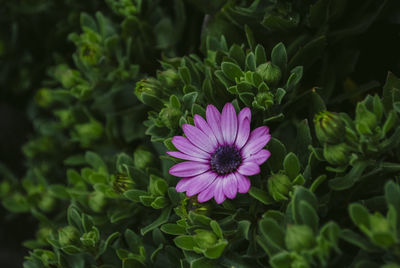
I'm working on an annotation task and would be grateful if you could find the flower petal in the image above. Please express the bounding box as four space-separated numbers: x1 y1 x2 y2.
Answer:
198 181 217 203
237 162 260 176
213 178 226 204
186 171 218 197
169 161 210 177
243 149 271 165
235 172 251 193
221 103 238 145
235 118 250 149
167 151 208 163
182 124 216 153
193 115 218 148
223 173 238 199
238 107 251 122
176 178 192 192
241 126 271 158
172 136 210 159
206 105 224 145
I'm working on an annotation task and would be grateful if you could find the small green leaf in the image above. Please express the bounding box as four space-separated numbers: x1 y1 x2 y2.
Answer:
174 235 196 250
283 152 300 180
259 218 285 251
161 224 186 235
203 240 228 259
142 93 164 110
299 200 319 232
271 42 287 74
140 206 172 235
85 151 108 174
349 203 370 229
249 187 273 205
210 220 223 239
255 44 267 66
178 67 192 85
124 190 148 202
221 62 243 81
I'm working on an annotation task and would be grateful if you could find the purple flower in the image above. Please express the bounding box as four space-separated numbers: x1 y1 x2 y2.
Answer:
168 103 271 204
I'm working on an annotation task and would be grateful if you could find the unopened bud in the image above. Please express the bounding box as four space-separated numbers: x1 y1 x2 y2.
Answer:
323 143 349 166
256 62 282 86
268 174 292 201
314 111 345 144
285 225 315 251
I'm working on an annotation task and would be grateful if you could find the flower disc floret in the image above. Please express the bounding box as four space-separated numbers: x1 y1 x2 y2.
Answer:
168 103 271 204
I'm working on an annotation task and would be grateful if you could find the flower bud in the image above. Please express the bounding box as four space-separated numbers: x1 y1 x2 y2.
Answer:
79 41 103 66
253 92 274 110
159 106 182 129
80 227 100 248
35 249 56 266
134 146 155 170
323 143 349 166
355 102 378 135
369 212 395 248
135 78 162 101
158 69 180 89
58 226 81 247
314 111 345 144
35 88 54 107
285 225 315 252
73 119 103 147
88 191 106 213
54 109 75 127
268 174 292 201
194 230 217 249
113 173 133 193
37 227 53 245
256 62 282 86
38 194 56 212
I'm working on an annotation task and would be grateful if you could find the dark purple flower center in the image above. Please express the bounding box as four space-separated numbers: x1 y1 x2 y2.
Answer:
210 145 242 175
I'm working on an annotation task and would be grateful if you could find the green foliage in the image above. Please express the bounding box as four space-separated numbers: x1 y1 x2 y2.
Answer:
2 0 400 267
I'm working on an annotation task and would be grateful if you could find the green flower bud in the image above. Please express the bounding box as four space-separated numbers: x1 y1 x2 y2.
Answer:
53 64 82 89
38 194 56 212
113 173 134 193
323 143 349 166
314 111 345 144
80 227 100 248
290 253 310 268
135 78 162 101
134 146 155 170
268 174 292 201
58 226 81 247
158 69 180 88
369 212 391 234
37 227 53 245
285 225 315 252
194 230 217 249
72 119 103 147
159 106 182 129
256 62 282 86
253 92 274 110
34 249 56 266
35 88 54 107
54 109 75 127
88 191 106 213
368 212 396 248
79 40 103 66
355 102 378 135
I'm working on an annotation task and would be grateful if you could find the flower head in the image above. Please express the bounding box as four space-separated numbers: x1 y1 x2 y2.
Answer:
168 103 271 204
